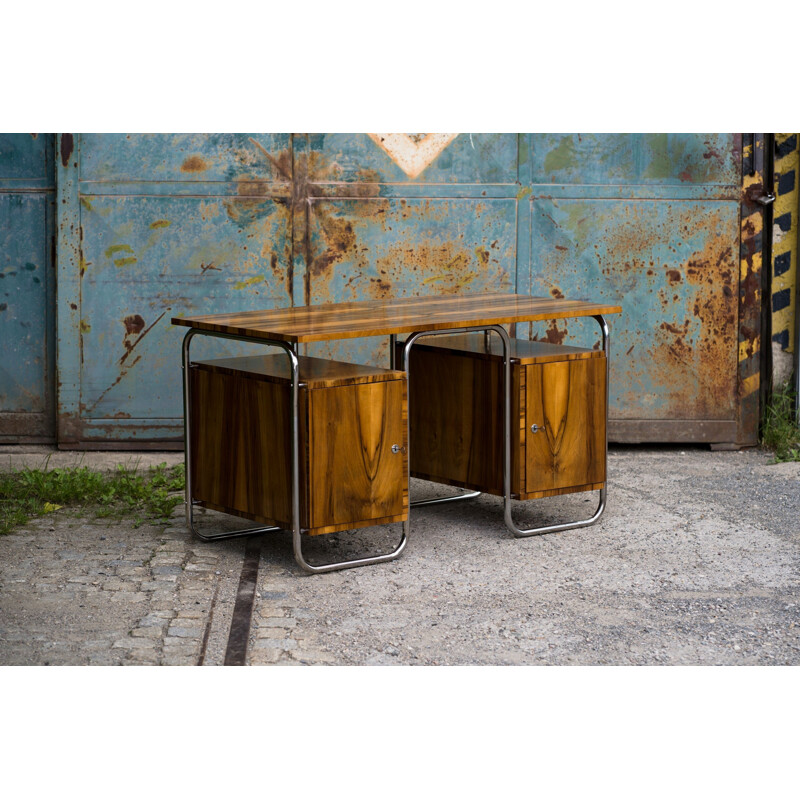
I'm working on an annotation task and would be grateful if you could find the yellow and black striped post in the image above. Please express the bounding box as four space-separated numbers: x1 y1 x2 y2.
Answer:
771 133 798 386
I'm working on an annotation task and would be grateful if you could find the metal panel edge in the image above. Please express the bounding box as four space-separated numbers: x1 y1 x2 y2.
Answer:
737 133 765 447
55 134 82 446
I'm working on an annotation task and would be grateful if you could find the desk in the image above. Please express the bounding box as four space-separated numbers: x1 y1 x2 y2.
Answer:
173 293 621 573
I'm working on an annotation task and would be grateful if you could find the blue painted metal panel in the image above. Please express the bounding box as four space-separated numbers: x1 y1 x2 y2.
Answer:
306 197 517 366
0 195 49 411
57 134 293 444
46 132 749 445
531 133 739 187
79 195 291 420
0 134 54 441
525 133 744 440
529 198 740 420
0 134 50 182
80 133 292 183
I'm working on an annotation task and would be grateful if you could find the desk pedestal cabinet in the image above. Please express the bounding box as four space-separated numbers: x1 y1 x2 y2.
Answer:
400 334 606 499
189 355 408 535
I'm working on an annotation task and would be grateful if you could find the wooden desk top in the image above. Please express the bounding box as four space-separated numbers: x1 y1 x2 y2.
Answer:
172 293 622 344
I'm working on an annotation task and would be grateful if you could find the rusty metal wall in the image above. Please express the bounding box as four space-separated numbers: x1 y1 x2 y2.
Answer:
48 133 758 447
0 134 56 442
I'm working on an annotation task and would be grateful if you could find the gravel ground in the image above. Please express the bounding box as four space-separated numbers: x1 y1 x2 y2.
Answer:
1 445 798 666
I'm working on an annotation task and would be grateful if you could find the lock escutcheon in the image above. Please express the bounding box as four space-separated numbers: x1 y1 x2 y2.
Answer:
391 444 404 454
530 424 544 434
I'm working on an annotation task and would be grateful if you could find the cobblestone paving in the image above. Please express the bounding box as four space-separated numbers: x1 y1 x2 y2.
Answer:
0 506 244 666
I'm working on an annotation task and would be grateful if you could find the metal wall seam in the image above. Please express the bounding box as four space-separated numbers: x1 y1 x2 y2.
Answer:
55 134 82 446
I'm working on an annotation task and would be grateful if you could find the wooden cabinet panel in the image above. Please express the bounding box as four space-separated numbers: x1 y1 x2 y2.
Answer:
190 366 294 525
190 355 407 535
402 335 606 500
403 340 518 495
308 380 407 529
524 357 606 496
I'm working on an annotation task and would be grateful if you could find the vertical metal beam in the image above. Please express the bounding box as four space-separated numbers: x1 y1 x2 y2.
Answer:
738 133 768 446
55 134 82 446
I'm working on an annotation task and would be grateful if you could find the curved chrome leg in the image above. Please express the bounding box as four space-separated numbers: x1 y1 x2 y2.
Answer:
402 326 515 530
503 315 610 537
182 329 282 541
183 328 407 572
398 331 482 509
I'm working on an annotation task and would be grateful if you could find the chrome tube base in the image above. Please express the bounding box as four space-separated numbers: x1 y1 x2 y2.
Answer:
504 487 607 538
500 314 610 539
411 489 481 508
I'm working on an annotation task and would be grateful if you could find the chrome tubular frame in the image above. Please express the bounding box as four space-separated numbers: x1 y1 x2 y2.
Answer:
182 328 406 574
502 314 610 537
399 329 486 511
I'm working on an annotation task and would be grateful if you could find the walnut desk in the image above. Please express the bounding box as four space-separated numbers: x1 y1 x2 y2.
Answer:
172 293 622 574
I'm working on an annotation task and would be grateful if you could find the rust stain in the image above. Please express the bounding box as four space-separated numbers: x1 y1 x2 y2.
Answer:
310 217 358 279
60 134 74 168
549 287 565 299
87 355 142 413
661 320 689 335
181 155 210 173
199 262 221 275
248 137 291 181
119 311 165 365
667 269 682 284
123 314 145 335
593 203 739 418
57 413 83 443
533 320 567 346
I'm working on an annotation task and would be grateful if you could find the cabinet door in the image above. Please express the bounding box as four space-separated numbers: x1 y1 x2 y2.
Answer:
525 357 606 495
307 379 407 531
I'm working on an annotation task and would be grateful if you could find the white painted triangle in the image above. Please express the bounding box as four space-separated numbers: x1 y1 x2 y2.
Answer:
367 133 458 178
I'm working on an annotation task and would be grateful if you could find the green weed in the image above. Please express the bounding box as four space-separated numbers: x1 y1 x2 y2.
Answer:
761 381 800 463
0 460 185 535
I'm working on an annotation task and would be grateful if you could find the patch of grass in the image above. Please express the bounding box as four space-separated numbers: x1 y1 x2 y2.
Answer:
761 381 800 463
0 460 185 535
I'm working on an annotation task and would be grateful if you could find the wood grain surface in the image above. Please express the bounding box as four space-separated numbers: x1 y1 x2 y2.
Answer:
190 359 408 535
402 340 518 496
307 379 407 532
525 357 606 495
190 364 296 527
402 338 606 499
193 354 404 389
407 333 602 364
173 293 621 343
